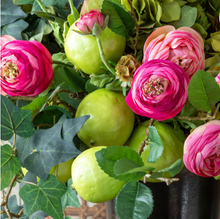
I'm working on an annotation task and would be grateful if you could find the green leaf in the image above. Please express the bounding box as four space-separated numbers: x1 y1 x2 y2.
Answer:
20 210 49 219
1 144 21 175
32 0 68 11
115 182 154 219
1 95 34 141
85 79 99 93
61 178 81 210
20 171 37 189
52 52 72 64
114 158 155 175
1 170 16 190
19 175 67 219
172 5 197 28
188 70 220 112
160 1 181 22
150 159 183 179
58 92 82 109
95 146 145 182
1 195 23 219
53 65 86 92
23 116 88 180
1 0 27 25
90 73 115 88
147 126 164 163
21 97 47 114
14 0 35 4
1 19 29 40
101 0 135 38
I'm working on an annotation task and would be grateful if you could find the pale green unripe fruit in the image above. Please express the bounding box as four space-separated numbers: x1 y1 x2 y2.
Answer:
75 88 135 147
71 146 125 203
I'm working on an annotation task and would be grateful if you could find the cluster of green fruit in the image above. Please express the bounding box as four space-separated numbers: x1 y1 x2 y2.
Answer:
71 88 184 203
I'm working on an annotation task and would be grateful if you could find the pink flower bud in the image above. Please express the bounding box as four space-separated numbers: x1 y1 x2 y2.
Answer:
183 120 220 177
125 59 189 121
0 39 53 96
143 26 205 80
75 10 105 34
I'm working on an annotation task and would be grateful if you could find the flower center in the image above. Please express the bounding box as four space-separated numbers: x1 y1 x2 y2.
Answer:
0 56 20 83
142 78 165 96
171 55 192 70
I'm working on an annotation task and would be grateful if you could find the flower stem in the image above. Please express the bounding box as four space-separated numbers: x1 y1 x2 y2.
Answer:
36 0 48 13
96 36 116 75
68 0 75 15
138 118 154 155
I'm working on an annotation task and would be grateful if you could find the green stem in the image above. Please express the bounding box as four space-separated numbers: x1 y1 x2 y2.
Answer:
68 0 75 15
96 36 116 75
16 179 38 186
52 60 74 68
36 0 48 13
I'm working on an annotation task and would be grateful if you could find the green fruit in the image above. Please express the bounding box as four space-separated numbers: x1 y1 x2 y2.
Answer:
71 146 125 203
64 23 126 75
75 88 135 147
22 158 74 184
50 158 74 184
127 120 184 182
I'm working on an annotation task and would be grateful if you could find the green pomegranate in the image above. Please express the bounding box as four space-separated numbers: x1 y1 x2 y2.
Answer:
75 88 135 147
127 120 185 182
71 146 125 203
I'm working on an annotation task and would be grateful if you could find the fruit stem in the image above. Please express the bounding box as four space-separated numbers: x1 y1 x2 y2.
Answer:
138 118 154 155
96 36 116 76
144 174 179 186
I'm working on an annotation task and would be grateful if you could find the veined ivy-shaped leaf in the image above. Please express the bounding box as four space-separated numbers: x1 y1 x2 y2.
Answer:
22 115 89 180
0 95 34 140
19 175 67 219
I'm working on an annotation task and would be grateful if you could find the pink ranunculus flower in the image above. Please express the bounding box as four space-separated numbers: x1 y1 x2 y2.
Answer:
0 35 16 48
143 25 205 80
0 39 53 96
183 120 220 177
125 59 189 121
75 10 105 34
215 73 220 85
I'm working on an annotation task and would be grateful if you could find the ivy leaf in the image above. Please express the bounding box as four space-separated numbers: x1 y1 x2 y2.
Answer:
1 18 29 40
147 126 164 163
1 95 34 141
1 144 21 175
95 146 145 182
101 0 135 38
61 178 81 210
23 116 88 180
172 5 197 28
150 159 183 179
1 0 27 26
32 0 68 11
1 170 16 190
15 135 35 166
1 195 23 219
19 175 67 219
188 70 220 112
115 182 154 219
114 158 155 175
20 210 49 219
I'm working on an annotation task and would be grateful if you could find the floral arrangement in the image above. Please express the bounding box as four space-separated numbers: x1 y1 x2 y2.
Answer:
1 0 220 219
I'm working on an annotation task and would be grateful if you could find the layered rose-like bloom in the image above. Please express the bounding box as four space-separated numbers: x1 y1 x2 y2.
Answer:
183 120 220 177
75 10 105 34
0 35 16 48
0 39 53 96
215 73 220 86
125 59 189 121
143 25 205 80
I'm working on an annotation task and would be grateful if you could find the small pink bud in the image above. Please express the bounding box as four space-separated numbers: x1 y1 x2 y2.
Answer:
75 10 105 34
